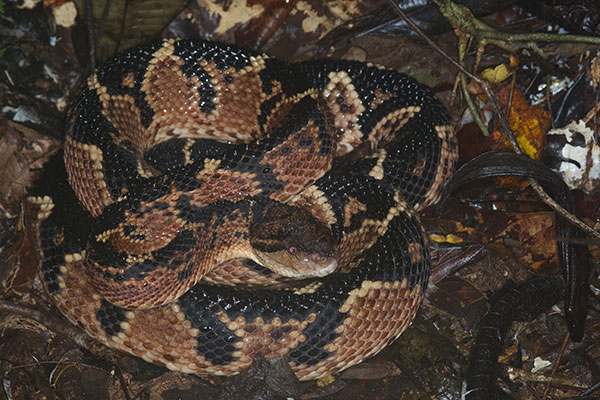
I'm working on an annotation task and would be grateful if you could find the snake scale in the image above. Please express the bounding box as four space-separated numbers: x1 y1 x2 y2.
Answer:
30 38 457 380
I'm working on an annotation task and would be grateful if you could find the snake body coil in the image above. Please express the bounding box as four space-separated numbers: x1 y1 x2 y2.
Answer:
32 38 457 380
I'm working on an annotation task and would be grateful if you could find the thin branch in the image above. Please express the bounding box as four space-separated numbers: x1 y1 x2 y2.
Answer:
541 331 570 400
435 0 600 48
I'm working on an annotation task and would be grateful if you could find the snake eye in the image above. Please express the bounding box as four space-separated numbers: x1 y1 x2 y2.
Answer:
288 246 297 255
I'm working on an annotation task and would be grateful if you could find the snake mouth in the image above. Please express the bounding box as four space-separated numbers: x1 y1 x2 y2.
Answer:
297 253 338 277
253 248 338 278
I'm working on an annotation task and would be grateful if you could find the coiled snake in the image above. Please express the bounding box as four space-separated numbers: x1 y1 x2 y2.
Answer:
31 38 457 380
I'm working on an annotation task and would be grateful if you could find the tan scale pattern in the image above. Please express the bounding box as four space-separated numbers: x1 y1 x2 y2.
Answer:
369 88 394 110
53 258 217 374
368 148 387 180
66 72 154 215
89 204 261 309
296 279 423 380
288 184 337 227
342 196 367 227
193 121 335 205
291 281 324 295
121 72 136 88
192 169 261 205
88 75 148 154
261 120 333 197
322 71 366 156
89 253 198 309
55 255 360 379
53 258 106 341
87 101 338 306
203 261 335 289
203 259 291 287
54 254 423 379
187 119 335 208
182 139 196 166
217 312 315 363
95 200 185 255
337 192 407 269
367 106 421 145
415 125 457 211
261 88 319 136
142 40 268 145
410 152 427 177
63 136 112 217
407 242 423 264
28 195 54 221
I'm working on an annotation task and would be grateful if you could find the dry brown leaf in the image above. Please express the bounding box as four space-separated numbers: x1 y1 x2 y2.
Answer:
490 83 551 161
0 121 60 217
500 212 560 273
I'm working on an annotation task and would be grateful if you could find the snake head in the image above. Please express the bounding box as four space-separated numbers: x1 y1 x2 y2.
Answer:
250 200 337 278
